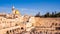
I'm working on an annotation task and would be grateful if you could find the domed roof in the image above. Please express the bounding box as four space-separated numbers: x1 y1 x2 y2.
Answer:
15 10 20 15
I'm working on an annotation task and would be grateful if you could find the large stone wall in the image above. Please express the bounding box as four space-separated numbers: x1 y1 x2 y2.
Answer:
31 17 60 27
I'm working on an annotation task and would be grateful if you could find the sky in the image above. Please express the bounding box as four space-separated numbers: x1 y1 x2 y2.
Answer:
0 0 60 16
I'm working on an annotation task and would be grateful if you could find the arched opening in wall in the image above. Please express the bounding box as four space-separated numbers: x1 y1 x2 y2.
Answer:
26 20 29 22
6 31 9 34
12 30 14 33
21 27 24 30
51 23 55 27
10 30 11 33
52 23 54 25
55 23 57 26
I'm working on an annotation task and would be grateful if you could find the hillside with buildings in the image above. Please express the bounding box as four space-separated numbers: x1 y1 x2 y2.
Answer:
0 6 60 34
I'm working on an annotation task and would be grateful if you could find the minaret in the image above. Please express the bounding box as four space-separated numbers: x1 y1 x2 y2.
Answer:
12 6 21 18
12 6 15 14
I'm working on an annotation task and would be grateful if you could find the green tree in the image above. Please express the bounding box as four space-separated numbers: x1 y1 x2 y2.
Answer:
56 12 60 17
44 12 50 17
51 12 55 17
